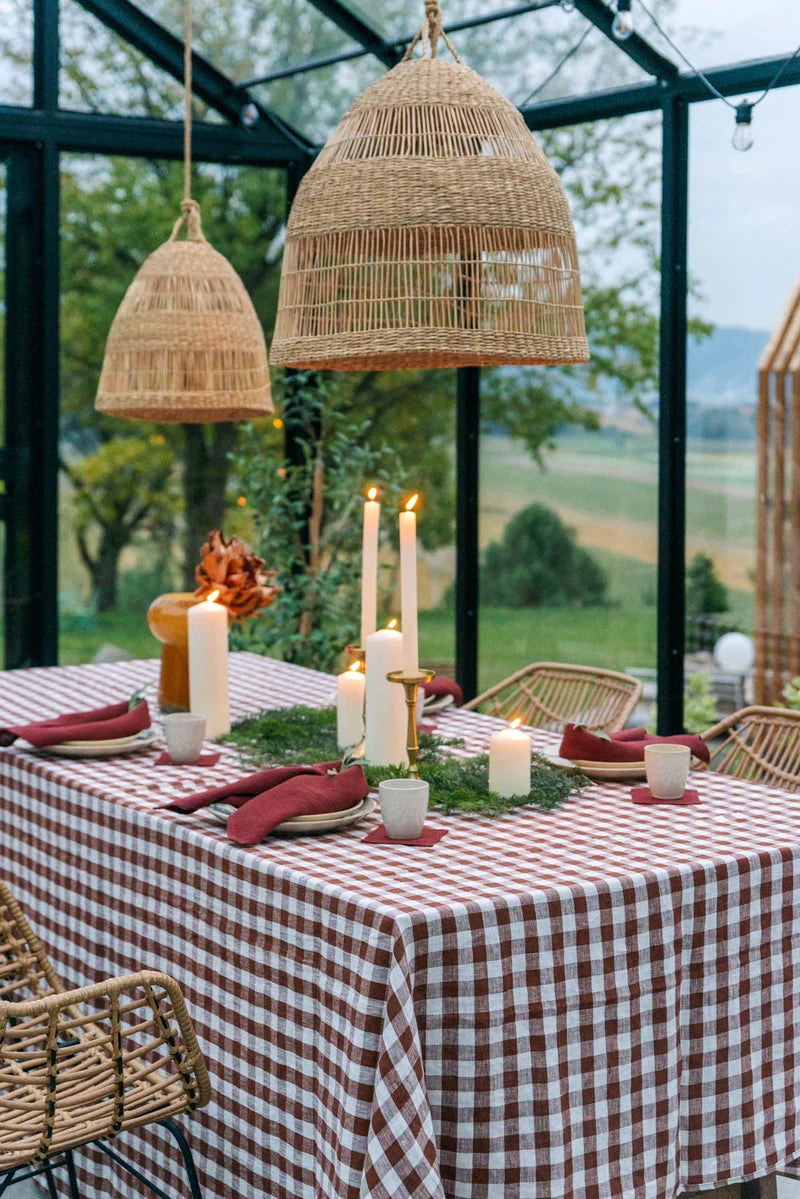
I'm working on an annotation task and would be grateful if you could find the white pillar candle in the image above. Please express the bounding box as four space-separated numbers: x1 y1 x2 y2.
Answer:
365 622 408 767
399 494 419 677
337 661 365 750
188 590 230 738
488 718 531 798
360 487 381 649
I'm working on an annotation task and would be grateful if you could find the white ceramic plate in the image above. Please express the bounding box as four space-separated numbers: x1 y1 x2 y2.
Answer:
539 748 648 782
36 730 159 758
423 694 454 716
206 795 376 837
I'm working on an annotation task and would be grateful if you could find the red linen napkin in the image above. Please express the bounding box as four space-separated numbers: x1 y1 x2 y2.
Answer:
0 699 151 749
363 825 448 847
422 677 463 706
165 760 369 846
631 786 700 806
559 723 710 765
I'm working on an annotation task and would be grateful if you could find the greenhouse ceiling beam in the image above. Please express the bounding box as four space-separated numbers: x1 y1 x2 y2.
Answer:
0 105 303 166
570 0 677 80
74 0 313 159
302 0 401 68
243 2 560 87
521 51 800 128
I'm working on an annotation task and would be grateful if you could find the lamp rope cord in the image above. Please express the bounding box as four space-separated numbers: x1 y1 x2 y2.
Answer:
402 0 461 64
184 0 192 203
169 0 204 242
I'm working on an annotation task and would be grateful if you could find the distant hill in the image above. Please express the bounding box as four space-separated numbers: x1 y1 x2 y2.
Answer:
687 325 768 407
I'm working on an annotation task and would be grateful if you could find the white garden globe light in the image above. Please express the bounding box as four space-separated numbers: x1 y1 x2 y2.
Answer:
714 632 755 674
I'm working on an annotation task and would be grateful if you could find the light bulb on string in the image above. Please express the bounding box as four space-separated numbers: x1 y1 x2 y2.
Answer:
612 0 634 40
732 101 754 151
560 0 576 11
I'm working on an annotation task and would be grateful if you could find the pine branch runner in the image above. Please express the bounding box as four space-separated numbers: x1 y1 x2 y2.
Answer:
221 706 586 817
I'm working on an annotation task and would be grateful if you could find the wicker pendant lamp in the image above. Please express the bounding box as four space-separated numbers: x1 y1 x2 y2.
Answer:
95 0 272 421
271 0 589 372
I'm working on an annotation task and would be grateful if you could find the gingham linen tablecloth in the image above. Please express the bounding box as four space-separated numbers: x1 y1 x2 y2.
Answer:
2 654 800 1199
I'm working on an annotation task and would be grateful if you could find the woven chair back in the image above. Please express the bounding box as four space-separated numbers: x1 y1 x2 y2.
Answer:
464 661 642 734
701 705 800 791
0 880 209 1170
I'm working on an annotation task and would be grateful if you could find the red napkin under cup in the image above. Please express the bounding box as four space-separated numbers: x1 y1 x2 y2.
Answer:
559 724 710 766
631 786 700 806
156 751 221 768
363 825 447 847
165 760 369 846
0 699 151 749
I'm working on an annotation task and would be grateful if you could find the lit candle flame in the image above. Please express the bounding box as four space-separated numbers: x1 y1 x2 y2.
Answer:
405 493 419 512
348 660 363 673
206 590 221 604
510 717 522 729
387 618 398 629
367 486 378 501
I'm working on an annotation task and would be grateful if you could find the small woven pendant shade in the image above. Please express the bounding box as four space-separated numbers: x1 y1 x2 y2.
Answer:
271 1 589 371
95 0 272 422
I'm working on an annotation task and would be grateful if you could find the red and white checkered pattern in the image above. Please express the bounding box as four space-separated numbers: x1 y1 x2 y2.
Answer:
1 653 800 1197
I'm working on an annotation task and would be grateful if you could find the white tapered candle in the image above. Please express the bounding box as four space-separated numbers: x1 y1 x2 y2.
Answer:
188 590 230 738
360 487 381 649
399 494 419 676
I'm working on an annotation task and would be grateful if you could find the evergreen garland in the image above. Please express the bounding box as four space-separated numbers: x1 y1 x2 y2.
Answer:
222 705 586 816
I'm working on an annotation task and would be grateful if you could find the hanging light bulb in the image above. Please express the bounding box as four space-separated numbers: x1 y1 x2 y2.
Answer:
732 101 754 151
560 1 576 11
240 102 259 127
612 0 634 40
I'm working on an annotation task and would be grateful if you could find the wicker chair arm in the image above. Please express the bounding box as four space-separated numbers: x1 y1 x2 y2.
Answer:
0 969 211 1110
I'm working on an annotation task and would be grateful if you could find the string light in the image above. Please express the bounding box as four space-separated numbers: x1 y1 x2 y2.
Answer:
634 0 800 152
732 102 754 152
612 0 634 41
560 0 575 10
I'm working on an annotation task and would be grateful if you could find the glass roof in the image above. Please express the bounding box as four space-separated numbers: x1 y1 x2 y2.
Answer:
148 0 362 87
642 0 798 78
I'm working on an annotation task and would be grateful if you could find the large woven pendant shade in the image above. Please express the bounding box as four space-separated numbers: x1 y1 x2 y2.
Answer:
271 1 589 371
95 1 273 422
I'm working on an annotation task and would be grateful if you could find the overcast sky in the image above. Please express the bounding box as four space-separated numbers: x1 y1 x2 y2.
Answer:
672 0 800 330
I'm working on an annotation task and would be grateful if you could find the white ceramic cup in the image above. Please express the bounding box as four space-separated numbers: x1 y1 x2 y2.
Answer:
379 778 429 840
164 713 207 764
645 743 690 799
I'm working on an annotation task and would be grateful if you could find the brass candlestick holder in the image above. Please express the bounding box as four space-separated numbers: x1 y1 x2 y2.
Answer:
387 668 434 778
345 644 366 669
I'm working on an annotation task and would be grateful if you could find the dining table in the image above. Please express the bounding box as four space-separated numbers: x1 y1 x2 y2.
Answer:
1 651 800 1199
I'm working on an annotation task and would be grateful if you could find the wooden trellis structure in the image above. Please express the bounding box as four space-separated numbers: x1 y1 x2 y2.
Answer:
754 277 800 703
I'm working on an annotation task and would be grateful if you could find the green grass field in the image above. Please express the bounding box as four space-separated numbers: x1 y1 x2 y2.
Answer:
57 428 757 684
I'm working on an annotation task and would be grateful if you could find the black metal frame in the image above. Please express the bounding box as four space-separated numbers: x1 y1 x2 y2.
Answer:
1 0 798 728
0 1117 203 1198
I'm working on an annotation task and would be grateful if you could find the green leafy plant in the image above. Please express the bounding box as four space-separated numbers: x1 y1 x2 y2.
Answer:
230 374 404 672
221 705 586 816
781 678 800 711
684 673 717 734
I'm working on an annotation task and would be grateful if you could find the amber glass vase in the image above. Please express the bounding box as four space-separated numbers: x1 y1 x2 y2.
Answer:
147 593 202 711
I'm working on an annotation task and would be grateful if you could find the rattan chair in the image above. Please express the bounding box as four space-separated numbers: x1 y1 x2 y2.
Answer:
0 879 210 1198
701 705 800 791
464 661 643 734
